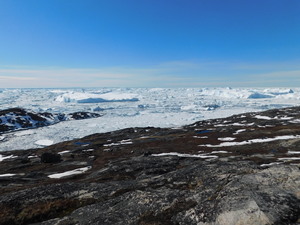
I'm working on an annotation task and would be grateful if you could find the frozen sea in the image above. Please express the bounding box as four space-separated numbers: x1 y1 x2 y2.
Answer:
0 87 300 151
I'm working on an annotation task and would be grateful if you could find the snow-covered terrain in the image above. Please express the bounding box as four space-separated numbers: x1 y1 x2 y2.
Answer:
0 87 300 151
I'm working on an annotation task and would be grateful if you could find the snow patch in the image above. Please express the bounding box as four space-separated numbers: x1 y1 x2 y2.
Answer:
218 137 236 141
0 173 17 177
83 149 94 152
278 157 300 161
103 139 133 147
289 119 300 124
278 116 294 120
152 152 218 159
58 150 71 154
233 129 246 135
200 135 300 147
215 122 254 127
287 151 300 154
0 154 17 162
254 115 273 120
211 151 229 154
48 166 91 179
260 162 282 167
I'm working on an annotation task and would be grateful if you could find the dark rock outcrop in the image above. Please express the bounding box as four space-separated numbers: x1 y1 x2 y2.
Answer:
0 106 300 225
0 108 102 133
40 152 61 163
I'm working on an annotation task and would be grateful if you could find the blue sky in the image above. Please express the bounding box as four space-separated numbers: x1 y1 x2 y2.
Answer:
0 0 299 88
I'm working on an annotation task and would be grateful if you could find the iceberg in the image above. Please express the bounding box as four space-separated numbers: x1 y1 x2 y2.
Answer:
247 92 273 99
266 88 294 95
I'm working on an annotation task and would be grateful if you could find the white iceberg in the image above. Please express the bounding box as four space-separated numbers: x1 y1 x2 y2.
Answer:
247 92 273 99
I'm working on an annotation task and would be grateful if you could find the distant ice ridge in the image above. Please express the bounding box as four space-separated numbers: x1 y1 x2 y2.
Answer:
1 87 300 151
55 91 139 103
199 88 296 99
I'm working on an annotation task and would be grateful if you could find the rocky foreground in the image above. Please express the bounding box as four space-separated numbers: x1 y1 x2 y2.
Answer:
0 107 300 225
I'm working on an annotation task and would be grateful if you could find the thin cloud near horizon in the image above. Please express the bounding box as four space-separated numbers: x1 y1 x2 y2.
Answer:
0 60 300 88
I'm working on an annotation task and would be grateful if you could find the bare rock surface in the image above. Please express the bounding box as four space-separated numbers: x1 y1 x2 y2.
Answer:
0 107 300 225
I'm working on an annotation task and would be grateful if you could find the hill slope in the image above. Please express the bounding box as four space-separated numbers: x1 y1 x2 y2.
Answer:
0 107 299 225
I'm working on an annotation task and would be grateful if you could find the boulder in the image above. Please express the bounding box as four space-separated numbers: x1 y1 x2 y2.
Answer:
40 152 61 163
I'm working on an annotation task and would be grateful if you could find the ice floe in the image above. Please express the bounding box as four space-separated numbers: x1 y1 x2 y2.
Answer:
35 139 54 146
14 130 35 136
